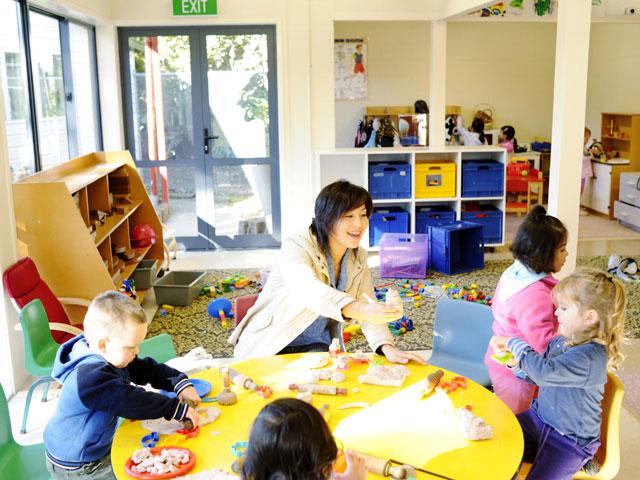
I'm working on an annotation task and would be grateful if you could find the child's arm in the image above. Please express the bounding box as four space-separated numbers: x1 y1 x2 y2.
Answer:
507 337 594 388
127 356 191 394
77 363 195 423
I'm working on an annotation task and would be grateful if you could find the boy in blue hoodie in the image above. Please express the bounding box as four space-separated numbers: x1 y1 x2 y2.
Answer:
44 291 201 479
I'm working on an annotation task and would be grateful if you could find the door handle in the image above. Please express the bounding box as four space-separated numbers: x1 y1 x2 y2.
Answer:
203 128 219 154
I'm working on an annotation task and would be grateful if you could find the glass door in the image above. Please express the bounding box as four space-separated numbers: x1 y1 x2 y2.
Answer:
119 26 280 250
201 26 280 248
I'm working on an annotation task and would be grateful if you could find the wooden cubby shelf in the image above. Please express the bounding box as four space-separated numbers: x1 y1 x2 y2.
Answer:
13 151 164 322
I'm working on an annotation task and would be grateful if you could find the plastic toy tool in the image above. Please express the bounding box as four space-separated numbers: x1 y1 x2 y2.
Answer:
217 367 238 406
289 384 347 396
491 351 515 365
422 369 444 397
228 367 273 398
355 451 454 480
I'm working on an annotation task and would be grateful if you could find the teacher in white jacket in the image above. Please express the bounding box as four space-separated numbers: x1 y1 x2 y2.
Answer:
229 180 425 364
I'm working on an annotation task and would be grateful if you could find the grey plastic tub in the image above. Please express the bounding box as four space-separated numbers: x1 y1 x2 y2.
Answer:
131 259 158 290
153 271 206 306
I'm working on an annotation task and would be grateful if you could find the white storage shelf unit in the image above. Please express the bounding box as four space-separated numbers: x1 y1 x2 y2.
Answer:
315 146 507 249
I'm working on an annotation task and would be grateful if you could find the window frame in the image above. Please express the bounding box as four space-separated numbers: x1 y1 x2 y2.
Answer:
5 0 103 176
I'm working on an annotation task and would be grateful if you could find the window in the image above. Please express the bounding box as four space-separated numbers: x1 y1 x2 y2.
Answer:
1 0 102 180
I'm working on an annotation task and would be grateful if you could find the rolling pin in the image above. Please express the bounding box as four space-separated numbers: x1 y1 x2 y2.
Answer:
355 451 410 479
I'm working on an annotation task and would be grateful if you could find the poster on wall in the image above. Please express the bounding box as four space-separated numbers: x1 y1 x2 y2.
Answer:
334 38 368 100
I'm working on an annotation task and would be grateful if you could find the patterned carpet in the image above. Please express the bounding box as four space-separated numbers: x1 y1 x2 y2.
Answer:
147 256 640 358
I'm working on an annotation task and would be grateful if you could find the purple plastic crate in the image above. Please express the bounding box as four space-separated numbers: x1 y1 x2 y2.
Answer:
379 233 429 279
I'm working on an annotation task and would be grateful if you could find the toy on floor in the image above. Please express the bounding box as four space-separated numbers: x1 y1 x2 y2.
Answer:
442 283 492 305
388 317 414 335
120 279 137 300
342 323 361 342
208 298 234 328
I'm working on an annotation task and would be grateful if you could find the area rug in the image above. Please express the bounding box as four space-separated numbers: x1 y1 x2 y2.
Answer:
147 256 640 358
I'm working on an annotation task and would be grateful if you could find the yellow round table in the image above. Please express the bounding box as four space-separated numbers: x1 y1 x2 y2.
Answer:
112 354 523 479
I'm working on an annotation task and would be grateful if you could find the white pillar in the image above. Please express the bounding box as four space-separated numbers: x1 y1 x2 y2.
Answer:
429 20 446 148
0 80 25 395
548 0 591 278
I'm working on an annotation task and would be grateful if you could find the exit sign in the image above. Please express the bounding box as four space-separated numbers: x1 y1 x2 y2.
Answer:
173 0 217 16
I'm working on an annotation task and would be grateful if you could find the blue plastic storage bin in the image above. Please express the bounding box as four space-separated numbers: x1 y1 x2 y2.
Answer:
415 205 456 234
369 207 409 247
461 161 504 197
368 163 411 199
461 205 503 244
429 221 484 274
379 233 429 278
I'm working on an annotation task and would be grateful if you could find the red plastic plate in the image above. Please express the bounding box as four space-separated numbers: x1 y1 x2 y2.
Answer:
125 446 196 479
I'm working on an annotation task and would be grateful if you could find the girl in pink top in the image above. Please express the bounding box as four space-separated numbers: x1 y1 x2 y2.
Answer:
484 205 568 414
498 125 517 153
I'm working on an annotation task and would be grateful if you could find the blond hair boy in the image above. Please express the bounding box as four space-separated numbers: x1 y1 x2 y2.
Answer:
44 291 200 479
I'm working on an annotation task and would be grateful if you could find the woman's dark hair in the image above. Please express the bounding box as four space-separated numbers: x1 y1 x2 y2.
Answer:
500 125 518 150
310 180 373 254
242 398 337 480
510 205 567 273
471 117 486 144
414 99 429 114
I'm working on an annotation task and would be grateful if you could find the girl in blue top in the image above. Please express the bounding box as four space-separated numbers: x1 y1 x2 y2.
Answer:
491 268 626 480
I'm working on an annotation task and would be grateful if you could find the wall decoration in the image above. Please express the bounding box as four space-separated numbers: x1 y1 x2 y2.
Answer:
334 38 368 100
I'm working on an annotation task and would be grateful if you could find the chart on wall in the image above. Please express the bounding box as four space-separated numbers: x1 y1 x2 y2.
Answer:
334 38 368 100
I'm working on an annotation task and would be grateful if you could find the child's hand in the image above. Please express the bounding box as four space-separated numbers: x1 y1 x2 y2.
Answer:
179 385 201 407
490 335 509 355
183 406 200 429
332 450 367 480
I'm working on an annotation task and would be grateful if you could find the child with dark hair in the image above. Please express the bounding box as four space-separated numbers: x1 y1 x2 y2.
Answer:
491 268 626 479
456 115 486 146
483 205 569 414
242 398 366 480
498 125 517 153
230 180 425 365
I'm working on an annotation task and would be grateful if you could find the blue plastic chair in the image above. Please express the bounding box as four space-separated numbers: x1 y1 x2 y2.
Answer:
0 384 50 479
429 298 494 387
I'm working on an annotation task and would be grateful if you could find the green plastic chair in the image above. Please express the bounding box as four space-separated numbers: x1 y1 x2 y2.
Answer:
0 384 50 479
18 299 60 434
138 333 177 364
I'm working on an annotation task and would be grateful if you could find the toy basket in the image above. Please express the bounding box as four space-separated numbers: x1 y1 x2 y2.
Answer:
473 103 494 129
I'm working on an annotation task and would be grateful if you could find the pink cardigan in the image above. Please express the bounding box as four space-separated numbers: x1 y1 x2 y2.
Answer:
484 275 558 380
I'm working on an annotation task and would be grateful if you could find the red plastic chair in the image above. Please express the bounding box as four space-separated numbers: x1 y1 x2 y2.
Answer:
2 257 88 344
233 294 259 327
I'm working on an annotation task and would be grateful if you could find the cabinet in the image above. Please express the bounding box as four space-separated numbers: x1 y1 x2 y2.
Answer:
584 113 640 218
315 146 507 249
12 151 164 324
614 172 640 232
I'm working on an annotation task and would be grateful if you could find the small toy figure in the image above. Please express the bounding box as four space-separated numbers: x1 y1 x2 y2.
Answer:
328 337 341 357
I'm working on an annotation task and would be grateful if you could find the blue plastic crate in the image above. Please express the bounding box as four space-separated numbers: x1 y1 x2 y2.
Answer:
461 205 503 244
368 163 411 199
461 161 504 197
429 221 484 274
369 208 409 247
415 205 456 234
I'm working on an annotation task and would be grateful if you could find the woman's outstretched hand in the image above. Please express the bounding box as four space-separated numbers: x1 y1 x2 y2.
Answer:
381 344 426 364
341 300 403 324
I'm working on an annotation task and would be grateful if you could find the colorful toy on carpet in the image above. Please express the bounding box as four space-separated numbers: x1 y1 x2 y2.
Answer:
442 283 493 305
388 317 414 336
215 273 262 294
208 298 234 328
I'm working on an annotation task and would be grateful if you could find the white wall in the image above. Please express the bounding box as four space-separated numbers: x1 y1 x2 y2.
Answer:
586 23 640 139
447 22 556 145
334 21 430 148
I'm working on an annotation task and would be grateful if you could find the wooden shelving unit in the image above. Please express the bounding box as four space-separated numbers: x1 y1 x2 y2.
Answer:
583 113 640 218
12 151 163 324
